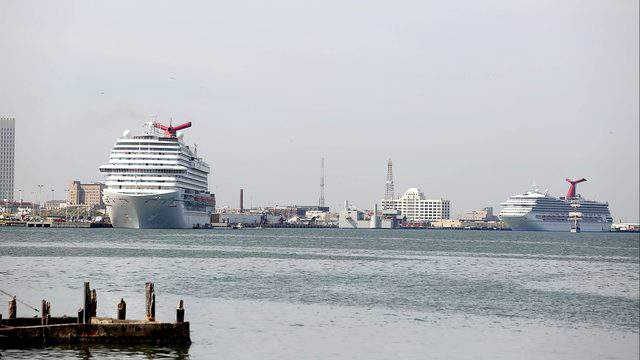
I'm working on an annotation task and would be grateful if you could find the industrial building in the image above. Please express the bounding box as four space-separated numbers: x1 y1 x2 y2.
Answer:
44 200 67 210
218 213 284 226
338 202 403 229
459 207 499 222
381 188 450 223
339 202 377 229
67 181 105 210
0 117 15 200
266 205 329 219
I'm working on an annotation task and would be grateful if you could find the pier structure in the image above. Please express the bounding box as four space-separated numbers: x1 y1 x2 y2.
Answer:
0 282 190 347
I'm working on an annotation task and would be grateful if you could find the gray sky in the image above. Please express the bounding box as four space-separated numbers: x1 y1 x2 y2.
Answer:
1 0 638 221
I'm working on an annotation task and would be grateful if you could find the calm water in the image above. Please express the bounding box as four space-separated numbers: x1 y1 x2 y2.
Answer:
0 228 638 359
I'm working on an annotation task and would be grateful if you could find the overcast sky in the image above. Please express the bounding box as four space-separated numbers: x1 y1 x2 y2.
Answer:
1 0 638 221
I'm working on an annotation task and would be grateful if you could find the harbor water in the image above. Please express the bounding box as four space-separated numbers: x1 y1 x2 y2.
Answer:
0 228 638 359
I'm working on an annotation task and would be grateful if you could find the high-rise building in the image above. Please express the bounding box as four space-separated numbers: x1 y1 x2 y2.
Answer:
319 157 325 207
384 159 394 200
0 117 15 200
381 188 450 222
68 181 105 210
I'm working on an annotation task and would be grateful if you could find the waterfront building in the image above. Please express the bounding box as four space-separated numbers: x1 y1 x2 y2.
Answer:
460 207 499 222
431 219 462 229
381 209 403 228
0 200 37 216
44 199 68 210
381 188 450 223
266 205 329 219
337 201 399 229
611 223 639 232
339 201 376 229
68 181 105 210
0 117 15 200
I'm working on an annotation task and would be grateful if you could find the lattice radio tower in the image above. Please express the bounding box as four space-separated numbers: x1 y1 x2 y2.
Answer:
385 159 395 200
318 157 326 207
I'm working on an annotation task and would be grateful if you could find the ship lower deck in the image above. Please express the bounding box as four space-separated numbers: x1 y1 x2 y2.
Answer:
104 190 210 229
501 214 611 232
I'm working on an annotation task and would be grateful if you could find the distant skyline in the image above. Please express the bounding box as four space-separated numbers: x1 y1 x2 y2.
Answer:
1 0 638 221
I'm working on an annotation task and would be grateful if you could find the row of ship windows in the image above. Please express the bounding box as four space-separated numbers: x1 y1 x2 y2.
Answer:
108 172 207 179
109 177 207 184
108 179 207 187
115 142 180 147
114 151 179 155
531 208 610 213
108 182 208 189
114 147 179 152
113 185 207 191
103 168 186 174
109 162 208 173
107 161 207 170
111 152 194 159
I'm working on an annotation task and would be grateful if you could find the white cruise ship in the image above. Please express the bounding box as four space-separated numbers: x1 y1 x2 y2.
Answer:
99 121 215 229
499 179 612 232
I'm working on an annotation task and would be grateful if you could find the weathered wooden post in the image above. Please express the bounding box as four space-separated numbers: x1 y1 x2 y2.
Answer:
117 298 126 320
8 295 17 319
145 282 155 321
89 289 97 318
176 299 185 323
83 282 91 324
41 300 51 325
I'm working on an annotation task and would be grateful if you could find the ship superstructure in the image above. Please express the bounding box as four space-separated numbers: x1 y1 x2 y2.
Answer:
499 179 612 232
99 121 214 229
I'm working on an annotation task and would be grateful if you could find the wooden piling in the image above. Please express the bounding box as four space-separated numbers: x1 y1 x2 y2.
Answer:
145 282 155 322
83 282 91 324
41 299 51 325
89 289 97 318
176 299 185 323
9 295 17 319
117 298 126 320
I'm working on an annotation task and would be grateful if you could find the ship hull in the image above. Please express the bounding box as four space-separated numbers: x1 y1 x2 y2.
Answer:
501 213 611 232
104 190 210 229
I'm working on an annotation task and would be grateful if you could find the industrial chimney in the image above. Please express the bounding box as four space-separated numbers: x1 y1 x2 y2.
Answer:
240 188 244 213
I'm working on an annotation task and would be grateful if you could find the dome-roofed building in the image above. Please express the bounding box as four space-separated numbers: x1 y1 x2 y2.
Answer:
381 187 450 223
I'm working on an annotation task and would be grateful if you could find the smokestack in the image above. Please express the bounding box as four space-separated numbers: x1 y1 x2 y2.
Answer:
240 188 244 213
565 178 587 198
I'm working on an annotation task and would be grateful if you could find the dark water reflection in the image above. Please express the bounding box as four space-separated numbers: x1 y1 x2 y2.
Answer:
1 344 190 359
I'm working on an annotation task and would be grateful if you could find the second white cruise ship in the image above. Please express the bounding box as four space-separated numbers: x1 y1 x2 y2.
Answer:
99 121 215 229
499 179 612 232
